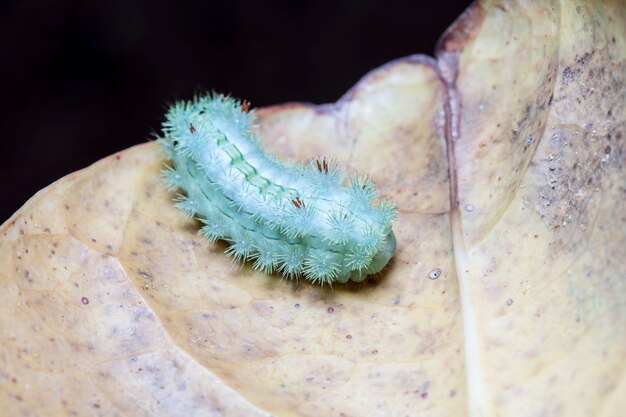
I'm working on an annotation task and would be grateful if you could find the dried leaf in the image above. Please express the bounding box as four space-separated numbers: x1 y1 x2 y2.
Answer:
1 1 624 416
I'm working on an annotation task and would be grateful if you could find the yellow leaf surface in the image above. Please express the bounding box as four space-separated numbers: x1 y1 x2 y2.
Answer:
1 1 624 416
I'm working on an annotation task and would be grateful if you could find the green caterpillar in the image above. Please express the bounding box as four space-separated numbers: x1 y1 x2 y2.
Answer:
158 93 397 285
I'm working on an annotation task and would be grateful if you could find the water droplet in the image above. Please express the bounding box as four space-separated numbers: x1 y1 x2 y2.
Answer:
428 269 442 280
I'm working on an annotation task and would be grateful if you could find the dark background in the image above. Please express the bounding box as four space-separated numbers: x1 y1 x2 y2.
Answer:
0 0 471 223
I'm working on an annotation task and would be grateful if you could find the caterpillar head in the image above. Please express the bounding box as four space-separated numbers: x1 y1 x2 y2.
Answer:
364 230 397 275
